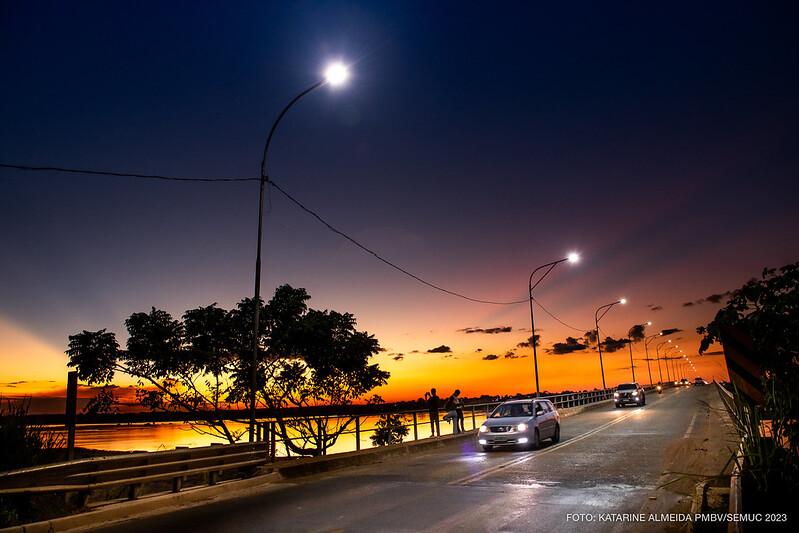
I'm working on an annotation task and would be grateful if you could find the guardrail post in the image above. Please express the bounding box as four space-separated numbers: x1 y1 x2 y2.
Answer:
413 412 418 441
172 476 183 493
270 421 277 461
471 406 476 429
355 416 361 451
127 483 142 500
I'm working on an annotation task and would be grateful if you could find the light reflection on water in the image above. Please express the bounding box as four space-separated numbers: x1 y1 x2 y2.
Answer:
51 412 490 455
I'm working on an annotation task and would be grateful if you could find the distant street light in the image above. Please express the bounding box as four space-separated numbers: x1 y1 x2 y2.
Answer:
594 298 626 390
656 339 672 383
249 62 351 442
627 320 652 383
644 332 663 384
527 253 580 397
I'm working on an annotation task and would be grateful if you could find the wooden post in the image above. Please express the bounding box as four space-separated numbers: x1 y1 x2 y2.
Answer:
471 406 476 429
317 419 324 455
355 416 361 451
65 371 78 460
412 412 418 441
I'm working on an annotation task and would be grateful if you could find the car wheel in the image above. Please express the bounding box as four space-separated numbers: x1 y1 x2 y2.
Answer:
481 445 493 452
531 428 541 450
551 423 560 443
615 402 621 408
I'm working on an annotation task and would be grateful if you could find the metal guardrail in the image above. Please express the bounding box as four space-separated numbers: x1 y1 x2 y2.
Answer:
0 388 621 502
0 441 270 504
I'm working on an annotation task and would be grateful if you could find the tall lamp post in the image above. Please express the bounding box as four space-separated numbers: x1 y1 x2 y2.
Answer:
626 321 652 383
594 298 626 390
656 339 672 383
528 252 580 397
645 332 663 384
249 62 351 441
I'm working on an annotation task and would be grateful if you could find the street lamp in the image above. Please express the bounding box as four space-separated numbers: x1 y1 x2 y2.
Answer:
644 332 663 385
595 298 626 391
249 61 351 441
527 252 580 397
626 320 652 384
656 339 672 383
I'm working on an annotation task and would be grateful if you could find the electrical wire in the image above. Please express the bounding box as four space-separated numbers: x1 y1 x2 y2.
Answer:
0 163 258 182
1 161 590 327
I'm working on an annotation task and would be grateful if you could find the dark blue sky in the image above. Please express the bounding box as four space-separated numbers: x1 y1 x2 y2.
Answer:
1 1 797 395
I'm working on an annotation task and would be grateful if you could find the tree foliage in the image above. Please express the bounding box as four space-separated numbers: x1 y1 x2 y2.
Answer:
698 262 799 498
66 285 388 450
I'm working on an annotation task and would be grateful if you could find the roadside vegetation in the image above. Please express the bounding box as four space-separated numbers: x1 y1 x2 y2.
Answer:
698 262 798 515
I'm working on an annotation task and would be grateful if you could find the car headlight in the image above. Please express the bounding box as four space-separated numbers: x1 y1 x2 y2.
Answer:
632 391 638 396
479 425 488 433
613 392 619 398
516 423 527 432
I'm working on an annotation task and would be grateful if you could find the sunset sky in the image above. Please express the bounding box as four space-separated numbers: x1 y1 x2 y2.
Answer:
2 1 797 408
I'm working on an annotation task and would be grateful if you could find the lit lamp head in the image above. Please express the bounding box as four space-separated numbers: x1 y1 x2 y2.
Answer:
619 298 627 305
324 62 350 87
567 252 580 264
646 321 652 326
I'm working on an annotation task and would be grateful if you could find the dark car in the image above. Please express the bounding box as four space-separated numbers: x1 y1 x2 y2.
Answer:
613 382 645 407
694 377 706 385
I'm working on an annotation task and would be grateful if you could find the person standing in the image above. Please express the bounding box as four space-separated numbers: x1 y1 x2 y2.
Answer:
446 389 463 434
426 388 440 437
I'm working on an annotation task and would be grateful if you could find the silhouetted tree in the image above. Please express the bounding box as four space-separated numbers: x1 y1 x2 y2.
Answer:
67 285 388 449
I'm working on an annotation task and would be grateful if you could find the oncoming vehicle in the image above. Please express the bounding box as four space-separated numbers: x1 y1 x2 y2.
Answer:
694 377 707 386
478 399 560 451
680 378 690 386
614 382 645 408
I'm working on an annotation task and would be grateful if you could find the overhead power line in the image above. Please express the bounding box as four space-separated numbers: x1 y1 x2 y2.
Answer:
0 163 258 182
1 161 590 328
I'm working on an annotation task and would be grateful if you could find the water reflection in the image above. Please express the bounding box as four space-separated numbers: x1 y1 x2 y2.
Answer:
52 412 490 455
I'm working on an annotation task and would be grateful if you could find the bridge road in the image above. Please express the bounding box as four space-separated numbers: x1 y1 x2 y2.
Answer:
95 385 733 533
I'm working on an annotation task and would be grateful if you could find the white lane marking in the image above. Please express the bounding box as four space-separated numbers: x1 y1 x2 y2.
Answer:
683 412 698 439
450 408 642 486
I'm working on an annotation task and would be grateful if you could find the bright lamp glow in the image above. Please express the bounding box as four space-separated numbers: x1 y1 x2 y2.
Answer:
619 298 627 305
324 62 350 86
646 321 653 326
516 423 528 432
567 252 580 264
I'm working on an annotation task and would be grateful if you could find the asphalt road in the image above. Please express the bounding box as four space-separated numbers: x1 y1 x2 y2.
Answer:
95 385 733 533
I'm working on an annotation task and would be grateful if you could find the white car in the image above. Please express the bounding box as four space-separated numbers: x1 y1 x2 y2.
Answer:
478 399 560 451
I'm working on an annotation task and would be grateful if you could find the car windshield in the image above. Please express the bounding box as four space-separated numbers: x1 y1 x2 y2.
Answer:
617 384 637 390
490 402 534 418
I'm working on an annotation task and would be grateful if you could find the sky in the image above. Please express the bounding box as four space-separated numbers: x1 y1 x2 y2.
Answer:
1 1 797 408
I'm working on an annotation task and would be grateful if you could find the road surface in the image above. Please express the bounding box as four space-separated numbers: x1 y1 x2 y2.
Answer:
95 385 732 532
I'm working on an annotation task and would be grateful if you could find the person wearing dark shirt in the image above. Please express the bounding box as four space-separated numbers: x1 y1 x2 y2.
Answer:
426 388 440 437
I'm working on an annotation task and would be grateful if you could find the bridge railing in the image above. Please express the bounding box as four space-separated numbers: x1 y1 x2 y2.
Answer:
0 387 624 502
255 388 620 456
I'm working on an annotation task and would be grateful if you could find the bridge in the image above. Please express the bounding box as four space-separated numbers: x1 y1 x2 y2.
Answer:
26 384 729 532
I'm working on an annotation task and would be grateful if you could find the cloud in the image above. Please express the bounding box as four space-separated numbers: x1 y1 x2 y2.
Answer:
516 334 541 348
392 354 404 361
682 302 695 307
458 326 513 334
583 330 598 344
476 348 483 352
600 337 630 353
660 328 682 336
482 354 499 361
377 347 388 352
503 351 526 359
409 350 420 354
646 304 663 311
548 337 589 355
427 345 452 353
704 292 731 304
